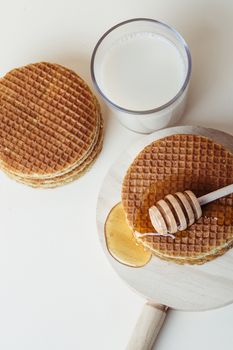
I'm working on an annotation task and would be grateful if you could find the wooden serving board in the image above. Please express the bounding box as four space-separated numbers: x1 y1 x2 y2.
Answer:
96 126 233 311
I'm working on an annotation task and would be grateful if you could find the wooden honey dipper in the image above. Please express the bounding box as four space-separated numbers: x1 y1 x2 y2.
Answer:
149 184 233 236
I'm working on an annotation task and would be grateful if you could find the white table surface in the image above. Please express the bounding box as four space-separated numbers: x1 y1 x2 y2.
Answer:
0 0 232 349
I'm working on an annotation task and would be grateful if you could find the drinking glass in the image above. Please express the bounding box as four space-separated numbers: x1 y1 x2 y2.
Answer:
91 18 192 134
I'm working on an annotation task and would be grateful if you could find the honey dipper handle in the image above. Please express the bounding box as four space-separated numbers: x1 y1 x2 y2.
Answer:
126 303 167 350
198 184 233 206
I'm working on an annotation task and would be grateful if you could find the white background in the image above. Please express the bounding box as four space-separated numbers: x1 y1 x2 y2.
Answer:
0 0 232 349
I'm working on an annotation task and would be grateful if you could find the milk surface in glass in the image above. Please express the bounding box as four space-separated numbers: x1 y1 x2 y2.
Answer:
99 32 186 111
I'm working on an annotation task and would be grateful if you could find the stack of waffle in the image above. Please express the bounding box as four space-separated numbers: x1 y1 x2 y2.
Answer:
0 62 103 188
122 134 233 264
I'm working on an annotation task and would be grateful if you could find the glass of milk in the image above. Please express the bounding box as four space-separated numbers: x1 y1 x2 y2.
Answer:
91 18 191 134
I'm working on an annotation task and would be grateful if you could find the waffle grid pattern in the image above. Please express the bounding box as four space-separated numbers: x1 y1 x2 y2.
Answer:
9 113 104 188
122 134 233 264
0 62 100 177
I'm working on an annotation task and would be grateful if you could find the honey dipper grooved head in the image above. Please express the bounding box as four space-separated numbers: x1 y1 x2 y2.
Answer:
149 190 202 235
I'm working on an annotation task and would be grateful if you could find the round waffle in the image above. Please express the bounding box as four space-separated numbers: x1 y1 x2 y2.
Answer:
0 62 103 187
122 134 233 264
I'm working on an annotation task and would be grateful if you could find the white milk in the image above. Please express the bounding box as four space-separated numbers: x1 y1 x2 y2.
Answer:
99 32 186 111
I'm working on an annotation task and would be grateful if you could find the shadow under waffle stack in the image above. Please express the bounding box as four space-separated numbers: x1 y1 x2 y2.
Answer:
0 62 103 187
122 134 233 264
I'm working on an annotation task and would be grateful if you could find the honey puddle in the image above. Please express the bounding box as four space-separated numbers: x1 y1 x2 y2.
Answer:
105 202 152 267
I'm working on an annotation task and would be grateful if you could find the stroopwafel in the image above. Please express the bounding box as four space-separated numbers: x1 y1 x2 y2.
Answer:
0 62 103 187
122 134 233 264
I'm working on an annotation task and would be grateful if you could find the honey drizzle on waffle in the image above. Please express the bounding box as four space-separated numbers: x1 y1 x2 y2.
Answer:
122 134 233 264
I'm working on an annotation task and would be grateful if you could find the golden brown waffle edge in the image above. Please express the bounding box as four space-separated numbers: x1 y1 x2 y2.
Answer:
121 134 233 265
8 115 104 188
0 62 101 180
0 62 103 187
